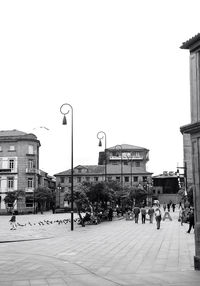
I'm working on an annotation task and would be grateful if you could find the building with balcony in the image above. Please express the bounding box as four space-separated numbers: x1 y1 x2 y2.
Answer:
0 129 55 214
54 144 152 208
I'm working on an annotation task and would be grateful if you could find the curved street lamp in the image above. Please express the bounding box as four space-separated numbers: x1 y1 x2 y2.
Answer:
60 103 74 231
126 153 133 187
115 145 123 188
97 131 107 182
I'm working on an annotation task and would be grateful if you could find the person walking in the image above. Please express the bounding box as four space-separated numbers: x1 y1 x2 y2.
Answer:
167 203 170 212
163 202 167 212
187 208 195 233
108 207 113 221
148 206 154 223
141 206 146 224
172 203 176 212
133 206 140 223
155 207 162 229
9 213 17 230
179 207 185 226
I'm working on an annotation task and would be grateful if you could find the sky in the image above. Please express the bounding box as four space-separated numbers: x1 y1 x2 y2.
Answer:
0 0 199 177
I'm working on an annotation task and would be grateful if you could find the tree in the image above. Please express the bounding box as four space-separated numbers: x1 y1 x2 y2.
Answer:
64 184 90 224
4 190 25 213
34 187 53 214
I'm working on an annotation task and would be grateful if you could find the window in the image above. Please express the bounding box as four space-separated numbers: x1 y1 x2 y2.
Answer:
77 177 81 183
116 176 120 181
78 169 82 173
108 176 112 182
28 159 34 169
26 196 33 207
125 176 129 182
28 145 34 154
0 146 2 152
9 159 14 170
86 177 90 182
124 162 128 165
94 177 99 182
143 176 147 182
69 177 71 183
9 145 15 151
136 161 140 167
134 176 138 182
8 177 14 189
28 178 33 188
60 177 64 183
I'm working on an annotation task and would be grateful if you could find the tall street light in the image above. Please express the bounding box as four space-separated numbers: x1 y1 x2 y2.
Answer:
97 131 107 182
126 154 133 187
60 103 74 231
115 145 123 188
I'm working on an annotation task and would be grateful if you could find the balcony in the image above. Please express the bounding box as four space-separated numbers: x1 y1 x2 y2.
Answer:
109 155 144 160
26 168 40 174
0 168 17 174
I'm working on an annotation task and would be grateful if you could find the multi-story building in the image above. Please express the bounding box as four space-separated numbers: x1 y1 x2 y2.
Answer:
180 33 200 269
54 144 153 208
0 129 55 214
152 171 185 204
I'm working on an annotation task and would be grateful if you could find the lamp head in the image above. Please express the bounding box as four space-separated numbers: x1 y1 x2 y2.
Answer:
62 115 67 125
98 139 102 147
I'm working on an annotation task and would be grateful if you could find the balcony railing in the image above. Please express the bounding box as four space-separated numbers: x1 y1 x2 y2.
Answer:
0 168 17 173
26 168 40 174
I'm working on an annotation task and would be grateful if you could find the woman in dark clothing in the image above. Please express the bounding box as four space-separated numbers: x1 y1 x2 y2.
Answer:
187 208 195 233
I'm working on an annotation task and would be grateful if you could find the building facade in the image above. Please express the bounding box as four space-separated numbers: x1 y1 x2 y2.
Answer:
152 171 184 204
180 34 200 270
0 130 55 214
54 144 153 208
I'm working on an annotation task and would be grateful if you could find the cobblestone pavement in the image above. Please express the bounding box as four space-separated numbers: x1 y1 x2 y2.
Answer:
0 209 200 285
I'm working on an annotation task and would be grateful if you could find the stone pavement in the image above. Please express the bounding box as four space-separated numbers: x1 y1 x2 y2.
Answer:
0 209 200 285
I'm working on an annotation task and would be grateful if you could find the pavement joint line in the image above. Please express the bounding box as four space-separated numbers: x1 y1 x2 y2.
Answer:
0 236 54 244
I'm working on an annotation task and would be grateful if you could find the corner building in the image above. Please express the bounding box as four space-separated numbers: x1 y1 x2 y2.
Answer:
0 130 40 213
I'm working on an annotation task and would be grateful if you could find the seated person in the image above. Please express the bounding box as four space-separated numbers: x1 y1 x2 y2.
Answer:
82 212 91 225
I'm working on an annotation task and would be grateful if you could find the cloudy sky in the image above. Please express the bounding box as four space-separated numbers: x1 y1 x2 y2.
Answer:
0 1 199 176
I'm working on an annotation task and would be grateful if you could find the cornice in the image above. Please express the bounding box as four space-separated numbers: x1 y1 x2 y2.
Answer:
180 121 200 135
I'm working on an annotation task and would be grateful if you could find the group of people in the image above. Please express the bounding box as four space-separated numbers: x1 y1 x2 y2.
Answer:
127 205 162 229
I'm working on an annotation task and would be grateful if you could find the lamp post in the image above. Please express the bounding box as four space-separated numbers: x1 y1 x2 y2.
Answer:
60 103 74 231
177 161 188 196
115 145 123 188
57 184 62 207
97 131 107 182
126 154 133 187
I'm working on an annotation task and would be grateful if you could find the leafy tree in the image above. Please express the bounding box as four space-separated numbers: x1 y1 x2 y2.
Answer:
34 187 53 214
64 184 90 224
4 190 25 213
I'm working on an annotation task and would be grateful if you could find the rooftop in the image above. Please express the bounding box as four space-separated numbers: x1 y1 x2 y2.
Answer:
107 144 148 151
180 33 200 50
0 130 27 137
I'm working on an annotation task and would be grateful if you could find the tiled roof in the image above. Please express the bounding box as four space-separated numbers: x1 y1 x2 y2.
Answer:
0 130 27 137
107 144 148 151
54 164 152 176
180 33 200 49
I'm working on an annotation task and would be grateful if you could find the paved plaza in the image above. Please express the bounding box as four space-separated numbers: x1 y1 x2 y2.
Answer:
0 209 200 286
